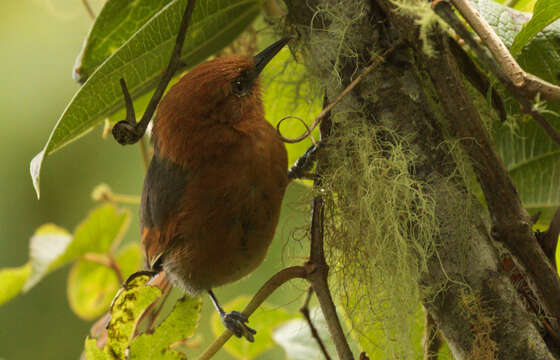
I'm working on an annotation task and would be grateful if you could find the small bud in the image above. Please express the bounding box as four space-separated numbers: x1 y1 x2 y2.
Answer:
92 183 113 202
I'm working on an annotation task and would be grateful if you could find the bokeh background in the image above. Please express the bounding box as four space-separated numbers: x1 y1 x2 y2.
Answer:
0 1 311 359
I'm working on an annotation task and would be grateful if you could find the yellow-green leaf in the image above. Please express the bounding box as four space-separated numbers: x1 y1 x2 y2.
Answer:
0 263 31 305
106 274 162 358
67 259 120 320
84 337 112 360
129 295 202 359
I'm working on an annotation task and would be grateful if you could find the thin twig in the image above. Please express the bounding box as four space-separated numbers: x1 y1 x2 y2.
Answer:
112 0 196 145
434 1 560 147
300 287 332 360
448 0 560 104
81 0 95 20
305 96 354 360
276 46 397 144
197 266 307 360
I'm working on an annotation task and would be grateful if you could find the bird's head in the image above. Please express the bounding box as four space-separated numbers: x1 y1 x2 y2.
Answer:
157 38 290 128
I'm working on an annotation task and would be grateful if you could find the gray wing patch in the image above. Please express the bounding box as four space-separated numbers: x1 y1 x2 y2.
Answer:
140 152 189 229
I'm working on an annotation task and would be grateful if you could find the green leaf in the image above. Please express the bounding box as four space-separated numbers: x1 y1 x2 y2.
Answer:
63 204 130 263
116 242 144 280
84 337 112 360
74 0 172 82
129 295 202 359
106 274 162 359
67 243 142 320
272 307 335 360
211 295 295 359
511 0 560 56
0 264 31 306
68 259 120 320
30 0 262 198
23 205 129 292
23 224 72 291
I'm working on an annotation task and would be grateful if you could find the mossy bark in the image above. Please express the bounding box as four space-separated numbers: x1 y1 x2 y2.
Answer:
284 0 556 358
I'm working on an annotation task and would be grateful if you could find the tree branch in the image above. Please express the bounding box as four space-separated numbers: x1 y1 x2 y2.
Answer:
433 1 560 148
423 32 560 331
448 0 560 104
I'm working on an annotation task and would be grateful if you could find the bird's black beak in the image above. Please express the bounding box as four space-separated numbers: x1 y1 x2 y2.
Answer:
253 37 291 75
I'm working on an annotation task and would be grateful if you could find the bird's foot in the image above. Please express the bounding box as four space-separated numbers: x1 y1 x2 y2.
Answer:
221 311 256 342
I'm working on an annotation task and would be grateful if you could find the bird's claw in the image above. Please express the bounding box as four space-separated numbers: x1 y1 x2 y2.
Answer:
222 311 257 342
112 120 140 145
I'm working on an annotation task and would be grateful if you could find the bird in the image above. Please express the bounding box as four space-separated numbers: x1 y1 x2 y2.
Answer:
139 38 290 341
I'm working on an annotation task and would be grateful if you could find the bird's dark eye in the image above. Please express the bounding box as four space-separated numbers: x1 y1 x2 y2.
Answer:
232 79 245 96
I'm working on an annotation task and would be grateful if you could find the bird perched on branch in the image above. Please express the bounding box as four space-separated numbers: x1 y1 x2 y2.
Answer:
140 38 290 341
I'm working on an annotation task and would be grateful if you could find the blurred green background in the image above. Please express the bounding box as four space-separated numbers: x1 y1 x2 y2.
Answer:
0 1 311 359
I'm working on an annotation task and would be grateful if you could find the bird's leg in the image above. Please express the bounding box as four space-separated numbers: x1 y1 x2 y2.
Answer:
208 290 256 342
287 142 323 180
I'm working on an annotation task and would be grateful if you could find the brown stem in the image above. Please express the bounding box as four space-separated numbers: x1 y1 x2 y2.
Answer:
300 287 332 360
81 0 95 20
197 266 307 360
83 253 124 283
112 0 197 145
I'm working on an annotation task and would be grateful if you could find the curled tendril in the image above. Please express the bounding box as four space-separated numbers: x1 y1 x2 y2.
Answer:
275 45 398 146
276 115 318 145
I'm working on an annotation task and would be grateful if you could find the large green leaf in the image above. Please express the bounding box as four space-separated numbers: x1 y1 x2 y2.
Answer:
31 0 262 197
510 0 560 56
129 295 202 359
74 0 171 82
474 0 560 221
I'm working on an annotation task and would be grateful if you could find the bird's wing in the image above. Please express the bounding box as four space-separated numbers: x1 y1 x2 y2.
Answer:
140 152 189 269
